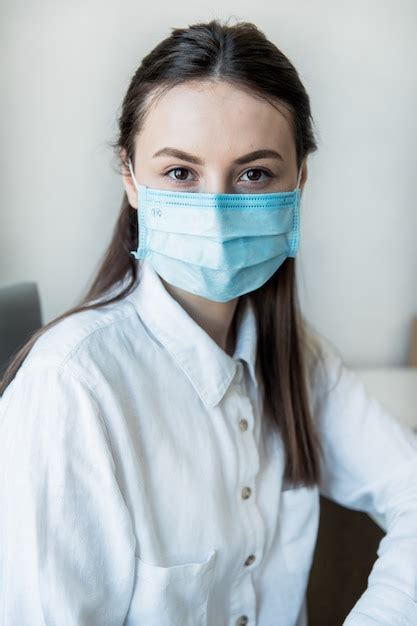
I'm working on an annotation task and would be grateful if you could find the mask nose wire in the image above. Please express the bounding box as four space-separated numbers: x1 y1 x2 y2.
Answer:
127 157 139 190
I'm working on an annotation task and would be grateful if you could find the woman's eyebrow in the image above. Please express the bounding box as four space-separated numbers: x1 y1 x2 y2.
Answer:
152 147 284 165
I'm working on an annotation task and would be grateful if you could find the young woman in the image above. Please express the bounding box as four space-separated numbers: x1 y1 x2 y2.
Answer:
1 18 416 626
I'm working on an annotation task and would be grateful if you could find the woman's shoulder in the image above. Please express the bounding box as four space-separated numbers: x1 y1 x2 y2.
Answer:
19 294 139 384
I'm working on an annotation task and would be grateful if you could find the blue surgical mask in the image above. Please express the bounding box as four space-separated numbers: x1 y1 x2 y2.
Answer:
127 158 302 302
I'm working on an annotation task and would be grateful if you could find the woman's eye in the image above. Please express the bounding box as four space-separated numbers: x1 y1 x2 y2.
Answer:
239 168 271 183
164 166 272 186
165 167 195 184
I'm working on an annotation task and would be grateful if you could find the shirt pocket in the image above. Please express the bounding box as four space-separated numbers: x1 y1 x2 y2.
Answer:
279 484 320 575
124 548 217 626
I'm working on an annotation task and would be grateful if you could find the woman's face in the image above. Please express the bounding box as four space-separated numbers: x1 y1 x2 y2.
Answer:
122 80 307 208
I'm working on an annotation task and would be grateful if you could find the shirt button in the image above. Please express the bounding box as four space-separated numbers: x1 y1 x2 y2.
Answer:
239 419 248 431
236 616 249 625
241 486 252 499
244 554 256 566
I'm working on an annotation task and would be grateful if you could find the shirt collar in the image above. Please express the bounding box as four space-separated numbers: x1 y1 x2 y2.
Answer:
127 259 258 409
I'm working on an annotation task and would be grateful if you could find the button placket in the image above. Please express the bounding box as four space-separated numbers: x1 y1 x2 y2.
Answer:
230 572 257 626
234 364 253 434
231 362 265 626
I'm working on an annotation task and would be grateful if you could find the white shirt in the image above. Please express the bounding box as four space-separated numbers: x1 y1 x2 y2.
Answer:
1 258 417 626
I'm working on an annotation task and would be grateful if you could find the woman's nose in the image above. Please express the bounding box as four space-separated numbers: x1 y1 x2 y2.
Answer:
199 175 234 194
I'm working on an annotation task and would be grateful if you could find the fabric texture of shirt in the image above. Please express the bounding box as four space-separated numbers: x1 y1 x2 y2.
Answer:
1 258 417 626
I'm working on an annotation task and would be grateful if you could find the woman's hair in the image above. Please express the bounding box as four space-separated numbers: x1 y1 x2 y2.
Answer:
1 17 326 488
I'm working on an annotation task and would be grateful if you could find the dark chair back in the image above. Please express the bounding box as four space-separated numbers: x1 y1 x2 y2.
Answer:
0 282 43 378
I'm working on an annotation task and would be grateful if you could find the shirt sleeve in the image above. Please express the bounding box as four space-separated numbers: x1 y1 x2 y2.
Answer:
0 363 136 626
310 333 417 626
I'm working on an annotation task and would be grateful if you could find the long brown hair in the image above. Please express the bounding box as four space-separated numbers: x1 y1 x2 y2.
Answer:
1 17 326 487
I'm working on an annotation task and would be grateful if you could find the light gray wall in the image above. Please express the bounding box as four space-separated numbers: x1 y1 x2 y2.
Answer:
1 0 416 367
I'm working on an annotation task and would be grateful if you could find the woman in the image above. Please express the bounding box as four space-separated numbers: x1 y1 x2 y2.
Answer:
1 18 416 626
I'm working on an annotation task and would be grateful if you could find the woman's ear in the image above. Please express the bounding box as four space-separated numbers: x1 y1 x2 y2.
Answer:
120 148 138 209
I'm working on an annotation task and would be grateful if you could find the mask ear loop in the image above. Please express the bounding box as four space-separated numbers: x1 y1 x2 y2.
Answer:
127 157 145 260
296 167 303 189
127 157 139 190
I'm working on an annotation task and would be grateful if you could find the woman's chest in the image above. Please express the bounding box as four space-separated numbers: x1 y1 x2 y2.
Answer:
101 362 320 625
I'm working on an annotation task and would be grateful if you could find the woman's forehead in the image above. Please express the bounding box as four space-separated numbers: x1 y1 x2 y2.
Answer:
136 81 295 162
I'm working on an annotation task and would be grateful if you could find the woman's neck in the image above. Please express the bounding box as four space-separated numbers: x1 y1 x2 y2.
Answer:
159 276 239 355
